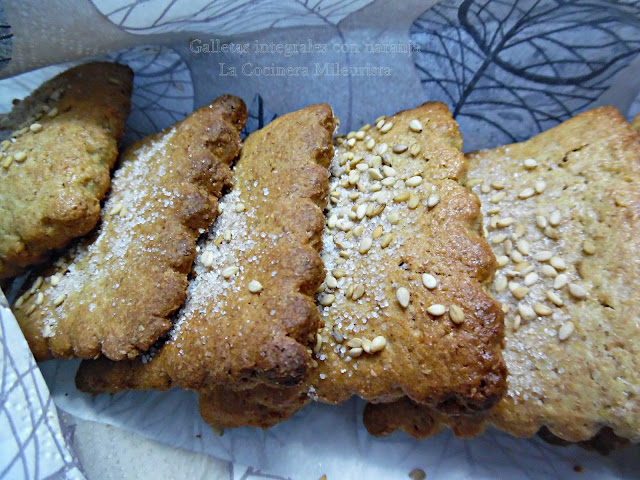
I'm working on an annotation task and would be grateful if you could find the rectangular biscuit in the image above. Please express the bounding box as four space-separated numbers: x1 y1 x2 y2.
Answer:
12 95 246 360
0 62 133 278
76 104 337 429
364 107 640 445
308 103 506 414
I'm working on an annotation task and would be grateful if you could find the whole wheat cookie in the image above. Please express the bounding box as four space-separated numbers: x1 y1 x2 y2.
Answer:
77 104 336 429
469 106 640 443
307 103 506 415
13 95 246 360
367 107 640 444
0 62 133 278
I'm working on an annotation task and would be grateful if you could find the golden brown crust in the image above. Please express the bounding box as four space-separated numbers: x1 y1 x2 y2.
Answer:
309 103 506 413
631 113 640 131
363 399 486 439
0 62 133 278
13 95 246 360
77 105 336 430
464 106 640 443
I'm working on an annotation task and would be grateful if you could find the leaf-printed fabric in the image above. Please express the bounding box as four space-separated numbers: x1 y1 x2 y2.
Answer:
411 0 640 149
109 46 195 145
91 0 375 34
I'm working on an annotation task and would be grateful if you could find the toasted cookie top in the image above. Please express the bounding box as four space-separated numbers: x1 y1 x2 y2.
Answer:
308 103 506 413
466 107 640 442
76 104 336 396
13 95 246 360
0 62 133 278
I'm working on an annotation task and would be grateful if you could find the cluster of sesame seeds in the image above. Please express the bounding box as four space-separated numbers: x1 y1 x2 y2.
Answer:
0 85 65 172
13 128 179 338
469 155 596 345
312 113 466 385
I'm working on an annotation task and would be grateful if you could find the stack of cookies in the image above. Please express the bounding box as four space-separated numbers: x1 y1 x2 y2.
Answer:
3 62 640 453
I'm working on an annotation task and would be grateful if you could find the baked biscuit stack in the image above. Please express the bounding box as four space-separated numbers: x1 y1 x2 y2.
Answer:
5 62 640 453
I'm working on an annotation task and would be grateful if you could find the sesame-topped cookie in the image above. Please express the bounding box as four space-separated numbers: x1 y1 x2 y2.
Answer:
76 104 336 429
13 95 246 360
308 103 506 413
365 107 640 445
0 62 133 278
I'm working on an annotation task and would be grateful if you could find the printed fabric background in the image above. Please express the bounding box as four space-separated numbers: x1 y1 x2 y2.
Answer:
0 0 639 478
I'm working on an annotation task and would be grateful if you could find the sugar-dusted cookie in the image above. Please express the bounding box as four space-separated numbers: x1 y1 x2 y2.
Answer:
0 62 133 278
13 95 246 360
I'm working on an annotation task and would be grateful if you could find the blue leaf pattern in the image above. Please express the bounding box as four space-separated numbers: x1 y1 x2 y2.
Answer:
91 0 374 34
411 0 640 149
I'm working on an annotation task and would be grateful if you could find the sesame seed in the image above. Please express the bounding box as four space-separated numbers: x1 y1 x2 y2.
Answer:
387 212 400 224
235 203 246 213
313 334 324 354
544 227 559 239
370 335 387 353
449 304 465 324
496 217 515 228
549 210 561 226
504 240 513 254
554 274 569 289
346 338 362 348
541 265 558 277
223 229 232 242
496 255 509 267
119 206 127 217
518 304 536 321
32 276 43 291
346 138 356 147
348 170 360 185
29 123 43 132
52 294 66 307
108 77 121 85
319 294 335 306
481 184 491 194
358 237 373 254
382 166 397 177
422 273 437 289
380 121 393 133
491 233 507 244
355 130 365 140
49 274 60 287
536 215 548 229
396 287 410 308
13 151 26 162
568 283 587 299
514 224 526 238
546 289 564 306
376 143 388 155
368 168 383 180
328 214 338 229
332 268 347 278
2 156 12 168
348 347 363 357
487 206 501 215
381 233 394 248
35 292 44 305
26 304 36 315
518 187 535 199
406 175 422 187
427 193 440 207
558 321 575 341
550 256 566 270
427 304 446 316
512 287 530 300
393 144 408 154
47 107 58 118
201 250 214 268
533 251 553 262
512 315 521 330
583 239 596 255
409 143 421 157
221 266 240 279
534 304 553 316
535 181 546 193
352 284 365 300
409 119 423 132
372 225 384 239
523 272 539 286
248 280 263 293
109 203 123 216
14 296 25 308
490 192 506 203
376 117 386 127
523 158 538 169
408 194 420 209
494 276 508 293
345 284 354 299
326 275 338 289
491 180 505 190
356 204 367 220
516 239 531 255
